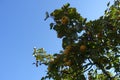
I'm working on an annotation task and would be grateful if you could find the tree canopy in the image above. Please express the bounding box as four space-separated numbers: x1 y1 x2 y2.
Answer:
33 0 120 80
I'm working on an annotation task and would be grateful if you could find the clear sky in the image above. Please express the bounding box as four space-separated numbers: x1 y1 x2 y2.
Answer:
0 0 114 80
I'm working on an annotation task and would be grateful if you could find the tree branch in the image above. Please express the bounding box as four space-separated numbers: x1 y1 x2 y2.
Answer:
83 59 94 72
95 62 113 80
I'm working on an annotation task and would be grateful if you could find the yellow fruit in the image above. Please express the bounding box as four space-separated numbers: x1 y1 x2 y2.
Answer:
65 60 72 66
80 45 86 52
66 45 72 50
63 58 68 62
64 50 69 55
61 16 69 25
64 45 72 55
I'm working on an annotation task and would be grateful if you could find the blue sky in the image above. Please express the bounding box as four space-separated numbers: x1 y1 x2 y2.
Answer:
0 0 114 80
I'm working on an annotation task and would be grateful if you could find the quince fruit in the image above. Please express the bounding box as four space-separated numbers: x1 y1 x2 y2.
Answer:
80 45 86 52
61 16 69 25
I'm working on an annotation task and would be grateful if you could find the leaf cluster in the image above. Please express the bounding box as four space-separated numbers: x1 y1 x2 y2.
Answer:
33 1 120 80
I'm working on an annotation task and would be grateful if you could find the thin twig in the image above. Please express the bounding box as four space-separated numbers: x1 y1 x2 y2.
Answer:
95 62 113 80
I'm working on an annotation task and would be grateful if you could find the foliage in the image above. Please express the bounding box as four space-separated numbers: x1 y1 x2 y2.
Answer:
33 0 120 80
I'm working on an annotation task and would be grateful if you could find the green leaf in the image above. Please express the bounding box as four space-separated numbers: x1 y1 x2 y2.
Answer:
50 23 54 29
107 2 110 7
106 65 111 70
44 12 49 21
82 18 87 25
62 38 69 49
64 3 70 8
